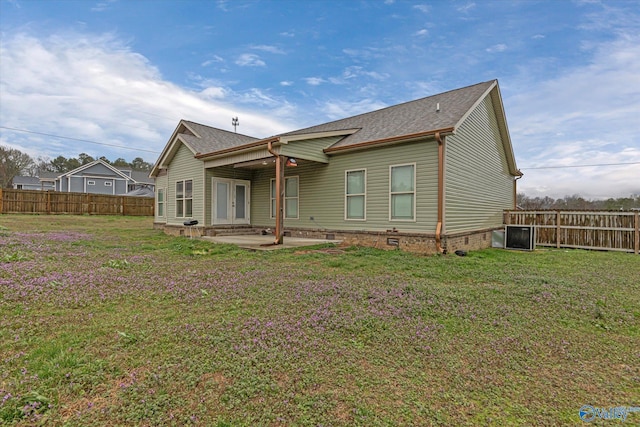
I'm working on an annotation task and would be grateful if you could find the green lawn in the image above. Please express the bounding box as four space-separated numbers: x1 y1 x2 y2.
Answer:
1 215 638 426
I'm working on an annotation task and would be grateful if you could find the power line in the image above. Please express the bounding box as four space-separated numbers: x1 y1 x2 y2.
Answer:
520 161 640 170
0 126 161 154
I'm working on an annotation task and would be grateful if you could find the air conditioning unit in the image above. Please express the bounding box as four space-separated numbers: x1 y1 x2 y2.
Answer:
504 225 536 251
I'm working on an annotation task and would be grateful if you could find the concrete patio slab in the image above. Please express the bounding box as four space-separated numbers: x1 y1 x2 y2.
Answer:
201 234 342 251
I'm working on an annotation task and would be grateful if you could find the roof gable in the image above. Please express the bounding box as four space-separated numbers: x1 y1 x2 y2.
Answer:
150 120 259 176
283 80 496 150
59 159 132 180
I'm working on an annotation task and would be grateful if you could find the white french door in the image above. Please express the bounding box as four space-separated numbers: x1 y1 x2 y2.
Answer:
212 178 250 225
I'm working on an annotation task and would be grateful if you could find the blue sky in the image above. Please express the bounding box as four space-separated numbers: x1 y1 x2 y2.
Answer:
1 0 638 199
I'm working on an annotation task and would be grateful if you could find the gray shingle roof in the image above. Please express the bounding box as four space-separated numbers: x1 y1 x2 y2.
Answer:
180 120 259 154
12 176 41 185
129 170 154 184
280 80 495 148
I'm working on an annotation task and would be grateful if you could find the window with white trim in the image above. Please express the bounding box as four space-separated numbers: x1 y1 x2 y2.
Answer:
104 181 112 187
87 180 96 185
176 179 193 217
270 176 298 219
157 188 165 217
345 169 366 220
390 164 415 221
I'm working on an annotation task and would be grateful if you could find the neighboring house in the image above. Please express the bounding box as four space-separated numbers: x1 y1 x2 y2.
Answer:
126 170 155 193
54 159 154 195
12 176 54 191
11 162 155 195
151 80 522 253
38 171 58 190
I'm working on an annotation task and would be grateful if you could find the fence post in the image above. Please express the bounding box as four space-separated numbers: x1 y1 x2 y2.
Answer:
122 196 126 216
0 188 3 214
635 211 639 255
556 210 561 249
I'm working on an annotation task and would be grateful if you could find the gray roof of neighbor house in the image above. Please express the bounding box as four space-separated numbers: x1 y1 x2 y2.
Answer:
280 80 496 149
180 121 259 154
125 187 155 197
128 170 154 184
39 171 58 180
13 176 40 185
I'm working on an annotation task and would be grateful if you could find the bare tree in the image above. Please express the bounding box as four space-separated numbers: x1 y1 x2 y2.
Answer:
0 145 35 188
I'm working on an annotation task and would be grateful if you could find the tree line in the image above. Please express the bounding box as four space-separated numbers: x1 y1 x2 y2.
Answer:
1 145 153 188
517 193 640 210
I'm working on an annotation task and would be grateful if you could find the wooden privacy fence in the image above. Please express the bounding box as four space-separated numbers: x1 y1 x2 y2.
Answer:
504 210 640 254
0 188 154 216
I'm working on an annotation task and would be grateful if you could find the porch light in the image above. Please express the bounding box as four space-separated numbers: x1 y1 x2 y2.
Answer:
286 157 298 167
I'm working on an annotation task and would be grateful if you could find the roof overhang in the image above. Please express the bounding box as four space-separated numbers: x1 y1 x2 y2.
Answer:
323 127 455 154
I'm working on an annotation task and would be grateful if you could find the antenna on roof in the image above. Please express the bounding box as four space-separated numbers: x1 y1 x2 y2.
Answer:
232 116 239 133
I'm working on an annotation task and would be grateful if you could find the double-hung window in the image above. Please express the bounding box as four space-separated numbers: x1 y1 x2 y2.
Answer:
390 164 415 221
176 179 193 217
345 169 366 220
157 188 165 217
270 176 299 219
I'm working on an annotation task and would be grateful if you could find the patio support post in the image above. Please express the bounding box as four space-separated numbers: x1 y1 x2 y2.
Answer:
274 155 284 244
267 139 284 245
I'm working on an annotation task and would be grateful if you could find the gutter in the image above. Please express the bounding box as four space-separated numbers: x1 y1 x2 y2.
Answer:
435 131 445 254
513 174 523 209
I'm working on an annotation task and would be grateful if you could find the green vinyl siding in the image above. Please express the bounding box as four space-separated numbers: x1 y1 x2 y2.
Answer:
279 136 340 163
444 96 514 233
250 139 439 232
166 143 204 225
154 173 168 223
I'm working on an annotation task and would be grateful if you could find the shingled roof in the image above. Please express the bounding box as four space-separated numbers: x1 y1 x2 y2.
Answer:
179 120 259 154
152 80 509 176
280 80 496 149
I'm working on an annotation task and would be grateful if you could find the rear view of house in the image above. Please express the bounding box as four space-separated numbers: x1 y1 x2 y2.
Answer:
151 80 521 254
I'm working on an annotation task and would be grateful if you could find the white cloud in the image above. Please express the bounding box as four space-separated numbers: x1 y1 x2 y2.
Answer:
304 77 325 86
327 66 389 85
235 53 266 67
507 32 640 199
414 29 429 37
200 86 226 99
91 0 116 12
486 43 507 53
322 99 388 121
280 81 293 86
201 55 224 66
0 32 292 161
250 45 285 54
456 2 476 13
413 5 430 14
